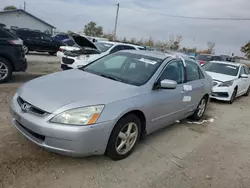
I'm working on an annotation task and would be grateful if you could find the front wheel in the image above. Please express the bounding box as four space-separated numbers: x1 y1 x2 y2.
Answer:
106 114 141 160
190 96 208 120
229 88 237 104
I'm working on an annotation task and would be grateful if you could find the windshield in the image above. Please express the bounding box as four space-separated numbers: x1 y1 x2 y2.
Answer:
95 42 113 52
82 52 163 86
203 62 239 76
196 55 212 61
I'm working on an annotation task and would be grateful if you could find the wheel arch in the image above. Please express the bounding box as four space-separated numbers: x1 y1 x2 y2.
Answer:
0 54 14 71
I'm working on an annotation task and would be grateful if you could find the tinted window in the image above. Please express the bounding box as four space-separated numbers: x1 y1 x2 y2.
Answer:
186 61 201 81
83 52 163 86
159 60 184 84
196 54 212 61
212 56 222 61
122 45 136 50
41 34 52 40
110 45 123 53
203 62 239 76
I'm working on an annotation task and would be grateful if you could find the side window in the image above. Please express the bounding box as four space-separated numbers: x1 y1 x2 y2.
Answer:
110 45 123 54
239 67 245 76
243 66 249 74
159 60 184 84
186 61 201 82
122 45 136 50
41 33 52 40
104 56 127 69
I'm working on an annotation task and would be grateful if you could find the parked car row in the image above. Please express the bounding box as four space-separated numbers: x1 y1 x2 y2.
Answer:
195 54 235 65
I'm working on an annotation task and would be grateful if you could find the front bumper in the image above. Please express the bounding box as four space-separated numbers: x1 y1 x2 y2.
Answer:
10 95 115 157
210 86 233 101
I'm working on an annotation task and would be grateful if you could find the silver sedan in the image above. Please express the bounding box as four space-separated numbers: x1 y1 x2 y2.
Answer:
10 51 212 160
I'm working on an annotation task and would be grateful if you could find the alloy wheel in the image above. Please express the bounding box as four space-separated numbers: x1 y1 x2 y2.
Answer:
23 45 28 54
0 62 8 81
115 122 138 155
197 99 206 117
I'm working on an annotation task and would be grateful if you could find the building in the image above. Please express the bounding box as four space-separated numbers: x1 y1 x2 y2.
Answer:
0 9 56 34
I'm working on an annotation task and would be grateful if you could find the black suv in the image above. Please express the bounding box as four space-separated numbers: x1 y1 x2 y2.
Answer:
0 27 27 83
11 29 64 55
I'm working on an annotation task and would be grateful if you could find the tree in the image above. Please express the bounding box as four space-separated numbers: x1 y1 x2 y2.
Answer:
241 41 250 59
207 42 215 54
168 35 182 50
83 21 103 37
3 5 17 11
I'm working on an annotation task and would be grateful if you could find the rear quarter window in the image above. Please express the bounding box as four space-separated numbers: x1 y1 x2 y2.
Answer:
0 28 17 39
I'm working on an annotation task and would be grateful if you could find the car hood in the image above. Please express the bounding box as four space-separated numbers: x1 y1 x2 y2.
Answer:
206 71 237 82
18 70 139 113
71 34 98 49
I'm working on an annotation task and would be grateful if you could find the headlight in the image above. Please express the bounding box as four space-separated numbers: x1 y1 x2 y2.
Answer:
76 56 87 60
50 105 104 125
218 80 234 87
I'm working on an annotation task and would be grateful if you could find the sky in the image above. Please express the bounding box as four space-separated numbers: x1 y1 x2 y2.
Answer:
1 0 250 56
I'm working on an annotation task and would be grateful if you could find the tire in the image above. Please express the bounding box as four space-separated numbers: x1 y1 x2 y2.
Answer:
244 86 250 96
190 96 208 121
106 114 141 160
23 45 29 54
48 52 56 55
229 88 237 104
0 57 12 83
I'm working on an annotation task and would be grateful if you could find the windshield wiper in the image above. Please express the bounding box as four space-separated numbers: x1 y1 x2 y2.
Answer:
100 74 119 81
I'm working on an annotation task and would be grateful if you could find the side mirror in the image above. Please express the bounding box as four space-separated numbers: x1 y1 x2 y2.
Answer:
240 74 248 78
160 79 177 89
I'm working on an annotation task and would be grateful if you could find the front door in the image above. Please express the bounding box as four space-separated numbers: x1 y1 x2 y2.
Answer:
238 66 247 95
149 60 187 132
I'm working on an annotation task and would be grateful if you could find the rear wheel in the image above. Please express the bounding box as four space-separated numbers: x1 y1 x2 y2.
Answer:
0 57 12 83
106 114 141 160
230 88 237 104
244 86 250 96
190 96 208 120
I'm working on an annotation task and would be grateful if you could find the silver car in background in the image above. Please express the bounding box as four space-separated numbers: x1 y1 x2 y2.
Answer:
10 51 212 160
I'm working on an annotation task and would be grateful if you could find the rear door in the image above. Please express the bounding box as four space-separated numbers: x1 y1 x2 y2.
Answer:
184 60 206 113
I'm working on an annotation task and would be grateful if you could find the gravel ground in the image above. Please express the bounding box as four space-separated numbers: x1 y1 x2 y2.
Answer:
0 54 250 188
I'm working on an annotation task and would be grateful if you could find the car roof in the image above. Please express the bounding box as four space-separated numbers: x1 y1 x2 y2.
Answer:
210 61 242 67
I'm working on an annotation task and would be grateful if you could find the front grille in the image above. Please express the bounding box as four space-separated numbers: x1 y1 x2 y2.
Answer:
62 57 75 64
18 122 45 142
17 97 47 116
212 92 229 98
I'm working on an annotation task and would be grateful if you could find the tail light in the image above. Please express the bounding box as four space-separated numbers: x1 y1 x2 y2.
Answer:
58 47 62 52
199 60 206 65
8 39 23 45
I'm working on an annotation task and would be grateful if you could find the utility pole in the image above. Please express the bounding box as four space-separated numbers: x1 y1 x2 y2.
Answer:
113 3 119 41
24 1 26 11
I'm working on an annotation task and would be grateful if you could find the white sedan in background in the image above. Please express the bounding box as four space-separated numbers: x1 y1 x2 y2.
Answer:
203 61 250 104
61 41 145 70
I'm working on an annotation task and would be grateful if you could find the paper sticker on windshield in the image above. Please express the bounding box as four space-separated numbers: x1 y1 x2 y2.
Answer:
183 96 191 102
226 66 237 69
139 58 157 65
183 85 192 91
104 44 112 47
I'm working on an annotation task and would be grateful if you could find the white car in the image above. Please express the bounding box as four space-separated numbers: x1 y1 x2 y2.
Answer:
61 41 146 70
56 34 99 58
203 61 250 103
